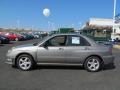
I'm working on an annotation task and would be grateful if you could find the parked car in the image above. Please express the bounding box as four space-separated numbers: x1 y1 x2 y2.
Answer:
112 38 120 44
16 34 26 41
28 34 34 39
0 35 10 44
20 33 34 40
6 34 114 72
33 34 39 39
4 33 22 41
33 33 42 39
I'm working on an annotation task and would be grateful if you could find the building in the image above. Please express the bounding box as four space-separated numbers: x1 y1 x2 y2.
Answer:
82 18 120 41
89 18 120 34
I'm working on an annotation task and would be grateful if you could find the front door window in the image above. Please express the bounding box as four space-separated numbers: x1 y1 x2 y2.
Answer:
45 35 67 46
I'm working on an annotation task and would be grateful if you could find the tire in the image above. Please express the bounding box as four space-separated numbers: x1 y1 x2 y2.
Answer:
84 56 102 72
16 54 34 71
0 40 1 44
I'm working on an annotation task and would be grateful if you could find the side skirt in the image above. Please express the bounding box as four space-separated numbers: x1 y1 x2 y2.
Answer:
37 62 83 66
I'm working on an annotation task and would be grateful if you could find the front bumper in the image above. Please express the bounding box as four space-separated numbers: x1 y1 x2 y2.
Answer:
103 55 114 65
5 51 15 65
5 58 14 65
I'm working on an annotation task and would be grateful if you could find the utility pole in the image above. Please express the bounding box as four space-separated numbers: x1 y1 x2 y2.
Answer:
17 20 20 30
32 25 34 31
111 0 116 40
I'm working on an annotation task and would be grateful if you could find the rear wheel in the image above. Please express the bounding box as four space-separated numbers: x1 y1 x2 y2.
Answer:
84 56 102 72
16 54 34 71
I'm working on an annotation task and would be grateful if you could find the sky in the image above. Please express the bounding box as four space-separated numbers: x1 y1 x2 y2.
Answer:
0 0 120 31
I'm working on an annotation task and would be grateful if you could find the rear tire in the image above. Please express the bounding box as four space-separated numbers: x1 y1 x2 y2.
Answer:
16 54 34 71
84 56 102 72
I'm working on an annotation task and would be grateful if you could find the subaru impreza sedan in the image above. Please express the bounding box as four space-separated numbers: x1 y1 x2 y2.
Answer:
6 34 114 72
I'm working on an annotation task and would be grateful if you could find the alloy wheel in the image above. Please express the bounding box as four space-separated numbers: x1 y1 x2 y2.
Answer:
17 54 34 71
84 56 101 72
87 58 100 71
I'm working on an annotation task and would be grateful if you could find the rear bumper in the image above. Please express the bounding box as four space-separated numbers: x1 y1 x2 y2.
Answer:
103 55 114 65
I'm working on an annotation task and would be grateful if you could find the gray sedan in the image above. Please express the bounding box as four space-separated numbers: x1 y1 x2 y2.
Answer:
6 34 114 72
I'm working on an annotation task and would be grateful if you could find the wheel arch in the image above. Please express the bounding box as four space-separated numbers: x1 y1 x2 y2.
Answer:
84 55 104 65
14 52 35 66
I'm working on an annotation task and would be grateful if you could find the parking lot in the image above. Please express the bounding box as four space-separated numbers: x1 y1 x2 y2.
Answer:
0 39 120 90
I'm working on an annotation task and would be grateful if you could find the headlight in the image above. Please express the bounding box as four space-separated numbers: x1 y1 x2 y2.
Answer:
8 47 15 53
8 49 12 53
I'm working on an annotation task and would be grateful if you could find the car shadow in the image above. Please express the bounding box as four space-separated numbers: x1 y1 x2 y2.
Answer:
103 63 116 71
0 44 4 47
34 63 116 71
35 65 85 71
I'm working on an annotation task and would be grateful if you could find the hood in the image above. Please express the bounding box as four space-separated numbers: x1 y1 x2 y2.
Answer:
12 43 38 51
15 44 35 48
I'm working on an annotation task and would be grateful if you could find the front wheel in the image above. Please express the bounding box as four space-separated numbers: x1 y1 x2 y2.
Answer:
16 54 34 71
84 56 102 72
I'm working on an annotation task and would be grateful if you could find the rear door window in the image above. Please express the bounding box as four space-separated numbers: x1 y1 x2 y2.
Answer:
67 35 91 46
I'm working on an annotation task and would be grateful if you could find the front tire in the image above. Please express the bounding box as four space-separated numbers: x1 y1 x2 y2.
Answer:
16 54 34 71
84 56 102 72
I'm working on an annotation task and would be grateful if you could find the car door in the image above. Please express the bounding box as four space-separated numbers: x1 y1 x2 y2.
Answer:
37 35 68 63
65 35 91 63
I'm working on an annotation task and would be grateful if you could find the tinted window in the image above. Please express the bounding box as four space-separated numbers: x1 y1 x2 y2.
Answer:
45 36 67 46
67 35 90 46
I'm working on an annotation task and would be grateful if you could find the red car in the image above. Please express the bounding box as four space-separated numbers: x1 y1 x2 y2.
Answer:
4 33 21 41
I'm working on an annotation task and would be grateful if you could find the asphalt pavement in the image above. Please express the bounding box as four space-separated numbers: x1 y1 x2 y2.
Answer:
0 39 120 90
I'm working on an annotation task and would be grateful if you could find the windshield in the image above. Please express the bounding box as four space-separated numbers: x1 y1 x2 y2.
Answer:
35 35 51 46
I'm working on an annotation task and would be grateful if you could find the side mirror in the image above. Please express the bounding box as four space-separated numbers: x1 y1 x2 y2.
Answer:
43 42 48 48
43 44 47 48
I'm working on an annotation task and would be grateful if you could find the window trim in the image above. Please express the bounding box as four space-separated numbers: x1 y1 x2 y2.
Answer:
40 35 91 47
